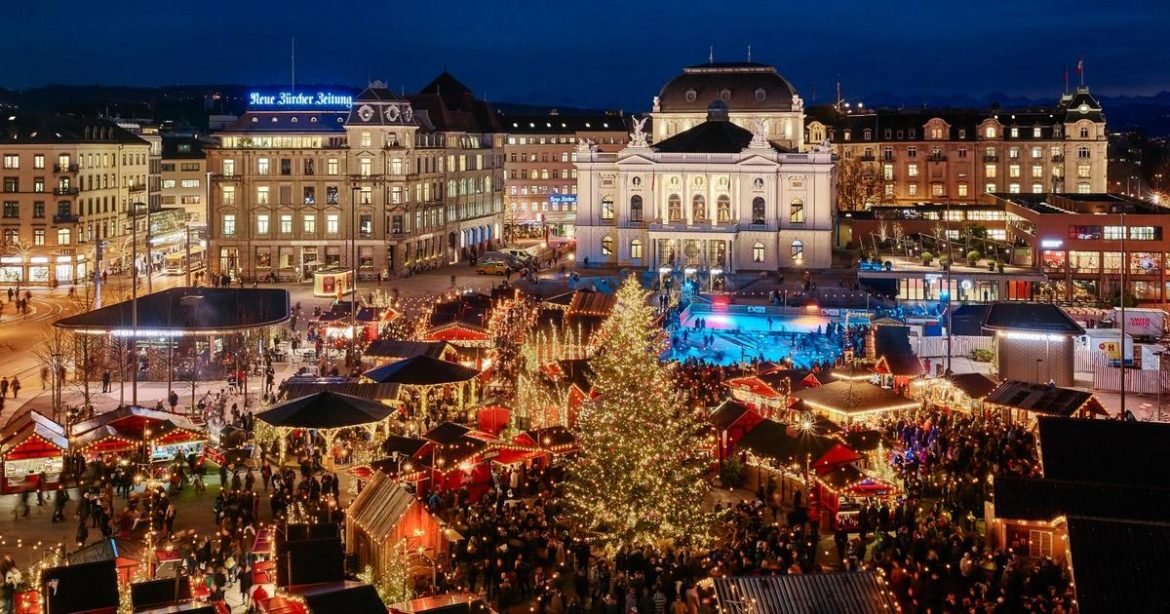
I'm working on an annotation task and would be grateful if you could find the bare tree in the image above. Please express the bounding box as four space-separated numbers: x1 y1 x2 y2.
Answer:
836 157 883 212
65 282 101 419
32 327 72 423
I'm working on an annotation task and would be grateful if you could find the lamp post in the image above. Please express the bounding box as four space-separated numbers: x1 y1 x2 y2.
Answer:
350 186 361 368
130 202 143 408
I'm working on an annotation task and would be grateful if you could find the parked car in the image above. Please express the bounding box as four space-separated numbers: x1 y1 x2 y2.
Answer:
476 260 510 275
499 247 536 265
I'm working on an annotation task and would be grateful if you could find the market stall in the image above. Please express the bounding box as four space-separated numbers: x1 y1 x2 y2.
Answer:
362 355 481 417
793 380 920 425
346 471 453 584
71 406 204 461
255 390 395 465
0 411 67 494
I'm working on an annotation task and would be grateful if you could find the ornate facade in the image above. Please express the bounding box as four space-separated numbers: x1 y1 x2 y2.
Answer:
575 100 835 273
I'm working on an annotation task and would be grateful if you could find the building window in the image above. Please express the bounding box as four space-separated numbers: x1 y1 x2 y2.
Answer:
1077 164 1091 178
1077 146 1091 159
601 236 613 255
360 214 372 237
327 159 339 175
1080 126 1090 138
359 158 372 176
716 195 732 223
908 183 919 196
1031 146 1042 159
601 196 614 220
984 127 996 138
882 164 894 181
958 183 969 197
753 241 765 263
1008 147 1019 159
789 198 804 224
360 132 371 147
303 214 316 233
1032 183 1043 194
257 158 269 175
2 154 17 169
1009 183 1021 194
2 202 17 218
33 155 44 169
629 195 643 221
32 202 43 218
327 186 339 204
751 197 766 225
791 240 803 262
907 163 919 178
907 147 917 158
1031 165 1044 178
668 194 682 221
33 229 44 246
57 228 70 246
931 183 945 197
691 194 706 221
280 159 291 176
221 185 236 205
985 164 997 178
222 214 236 237
326 213 339 234
630 239 643 259
1009 164 1021 178
985 183 996 193
180 179 200 188
279 214 292 234
256 214 270 234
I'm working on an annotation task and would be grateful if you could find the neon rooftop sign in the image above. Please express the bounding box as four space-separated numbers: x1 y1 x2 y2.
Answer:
248 91 353 108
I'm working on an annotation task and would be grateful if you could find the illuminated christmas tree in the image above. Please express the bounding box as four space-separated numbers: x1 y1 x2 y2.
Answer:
565 275 713 553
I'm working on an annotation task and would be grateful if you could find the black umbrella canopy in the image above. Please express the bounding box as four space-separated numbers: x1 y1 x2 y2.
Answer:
362 354 480 386
256 390 393 429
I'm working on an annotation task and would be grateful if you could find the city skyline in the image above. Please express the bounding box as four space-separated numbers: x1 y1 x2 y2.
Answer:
2 0 1168 110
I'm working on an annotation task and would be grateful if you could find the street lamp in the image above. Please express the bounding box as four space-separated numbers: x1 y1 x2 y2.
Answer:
350 186 361 369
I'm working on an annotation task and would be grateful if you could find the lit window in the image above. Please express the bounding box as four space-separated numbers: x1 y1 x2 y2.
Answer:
1009 183 1021 194
984 127 996 138
601 196 614 220
1032 183 1043 194
601 236 613 255
958 183 969 197
222 214 236 237
303 214 316 233
257 158 269 175
256 214 270 234
753 242 765 263
280 214 292 234
256 186 269 205
791 240 803 262
908 184 919 196
789 198 804 224
630 239 643 259
326 213 340 234
907 163 919 177
57 228 70 245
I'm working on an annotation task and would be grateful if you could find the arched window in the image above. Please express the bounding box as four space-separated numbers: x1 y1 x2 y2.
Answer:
630 239 643 259
752 197 766 225
601 236 614 255
692 194 706 221
716 195 732 223
629 195 643 222
601 195 614 219
631 176 642 186
752 241 765 263
791 240 804 262
667 194 682 221
790 198 805 224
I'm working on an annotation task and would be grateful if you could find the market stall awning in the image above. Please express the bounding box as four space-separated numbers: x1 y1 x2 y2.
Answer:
53 287 291 336
364 339 454 361
279 382 400 403
1 410 67 459
519 426 577 453
363 355 481 386
256 390 394 429
423 322 492 343
723 376 782 399
793 380 919 419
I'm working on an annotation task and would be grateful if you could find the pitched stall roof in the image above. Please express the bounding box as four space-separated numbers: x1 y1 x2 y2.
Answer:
712 573 898 614
256 391 393 429
1037 417 1170 487
1065 517 1170 614
279 382 400 403
793 380 919 417
346 471 419 543
301 584 388 613
1 410 68 459
982 302 1085 335
983 381 1106 419
566 290 616 318
707 399 758 430
363 340 452 360
948 372 999 400
363 355 480 386
735 419 854 467
950 304 992 337
994 475 1170 523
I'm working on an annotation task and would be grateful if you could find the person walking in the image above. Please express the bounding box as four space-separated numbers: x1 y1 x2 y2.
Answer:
10 376 19 399
101 370 111 393
0 377 7 398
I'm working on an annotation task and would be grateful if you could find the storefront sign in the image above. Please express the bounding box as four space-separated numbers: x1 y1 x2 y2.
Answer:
1040 239 1063 249
248 91 353 108
549 194 577 205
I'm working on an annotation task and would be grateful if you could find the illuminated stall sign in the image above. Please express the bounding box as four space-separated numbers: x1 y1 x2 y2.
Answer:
248 91 354 108
549 194 577 205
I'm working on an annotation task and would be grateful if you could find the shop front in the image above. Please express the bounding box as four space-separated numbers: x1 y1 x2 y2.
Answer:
0 254 88 286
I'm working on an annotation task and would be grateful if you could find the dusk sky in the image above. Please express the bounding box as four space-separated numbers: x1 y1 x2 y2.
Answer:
4 0 1169 109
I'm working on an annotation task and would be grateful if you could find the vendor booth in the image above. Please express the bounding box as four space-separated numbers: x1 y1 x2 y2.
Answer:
71 406 204 461
345 471 453 584
793 380 920 425
0 411 68 494
255 390 395 465
313 267 354 298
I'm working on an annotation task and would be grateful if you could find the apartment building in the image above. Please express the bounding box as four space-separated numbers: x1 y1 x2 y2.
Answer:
1 114 150 285
501 112 628 238
806 87 1108 206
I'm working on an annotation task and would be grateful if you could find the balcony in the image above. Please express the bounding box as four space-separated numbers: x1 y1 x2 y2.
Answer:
1052 154 1065 163
53 212 78 224
859 155 876 162
648 220 739 233
128 184 147 193
210 173 241 181
928 154 948 162
983 154 999 163
52 187 79 196
53 163 79 173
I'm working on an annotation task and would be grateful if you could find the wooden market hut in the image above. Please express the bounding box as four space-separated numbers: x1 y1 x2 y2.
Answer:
362 340 457 368
0 410 68 494
792 380 920 425
346 471 451 583
707 399 764 465
982 380 1107 425
713 574 899 613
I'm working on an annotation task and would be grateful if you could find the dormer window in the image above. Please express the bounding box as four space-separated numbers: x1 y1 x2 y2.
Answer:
985 127 997 138
685 89 697 103
863 129 872 140
754 88 766 102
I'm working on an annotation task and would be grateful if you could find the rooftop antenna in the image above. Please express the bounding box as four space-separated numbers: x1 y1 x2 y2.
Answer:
747 44 752 62
709 46 714 63
291 37 296 91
